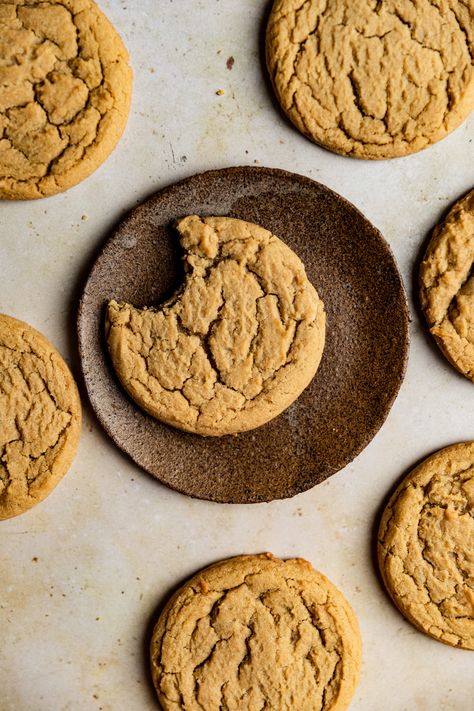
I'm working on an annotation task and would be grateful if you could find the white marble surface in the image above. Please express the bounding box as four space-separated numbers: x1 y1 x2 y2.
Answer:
1 1 474 710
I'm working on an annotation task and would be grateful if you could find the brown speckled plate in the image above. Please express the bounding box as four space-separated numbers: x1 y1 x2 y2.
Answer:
77 167 409 503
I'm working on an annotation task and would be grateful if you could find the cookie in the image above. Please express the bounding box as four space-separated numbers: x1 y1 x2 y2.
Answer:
420 189 474 380
0 314 82 519
266 0 474 159
0 0 132 200
378 443 474 649
106 215 326 437
150 554 362 711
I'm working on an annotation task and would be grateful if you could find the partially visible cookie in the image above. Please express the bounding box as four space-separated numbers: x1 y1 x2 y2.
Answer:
420 189 474 380
106 215 326 437
0 0 132 199
0 314 82 519
150 554 362 711
378 443 474 649
266 0 474 159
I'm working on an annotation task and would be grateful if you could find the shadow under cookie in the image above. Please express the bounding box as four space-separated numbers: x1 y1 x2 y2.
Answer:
77 166 409 504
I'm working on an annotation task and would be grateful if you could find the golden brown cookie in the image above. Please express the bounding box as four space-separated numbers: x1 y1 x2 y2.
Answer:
150 554 362 711
420 189 474 380
0 0 132 199
378 442 474 649
266 0 474 159
106 215 326 437
0 314 82 519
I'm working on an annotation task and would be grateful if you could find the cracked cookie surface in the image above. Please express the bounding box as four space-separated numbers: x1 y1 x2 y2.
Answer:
266 0 474 159
106 215 326 437
0 0 132 199
0 314 81 519
420 189 474 380
150 554 362 711
378 442 474 649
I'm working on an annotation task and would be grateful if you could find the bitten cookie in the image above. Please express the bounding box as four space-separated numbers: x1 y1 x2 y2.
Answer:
378 443 474 649
420 189 474 380
266 0 474 159
106 215 326 437
0 314 81 519
150 554 362 711
0 0 132 199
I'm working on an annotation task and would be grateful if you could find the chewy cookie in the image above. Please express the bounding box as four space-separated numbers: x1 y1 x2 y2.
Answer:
378 442 474 649
0 314 81 519
106 215 326 437
420 189 474 380
0 0 132 199
150 554 362 711
266 0 474 159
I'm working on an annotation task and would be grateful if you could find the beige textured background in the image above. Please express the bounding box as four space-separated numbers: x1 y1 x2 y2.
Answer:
1 1 473 709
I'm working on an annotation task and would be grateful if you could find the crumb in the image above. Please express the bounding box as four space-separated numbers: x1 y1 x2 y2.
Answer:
198 578 209 594
216 89 225 96
81 214 88 221
254 159 260 164
226 56 235 70
32 556 38 562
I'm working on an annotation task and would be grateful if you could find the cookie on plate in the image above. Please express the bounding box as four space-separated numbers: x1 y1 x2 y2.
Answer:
0 314 82 519
0 0 132 199
106 215 326 437
150 553 362 711
420 189 474 380
378 442 474 649
266 0 474 159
